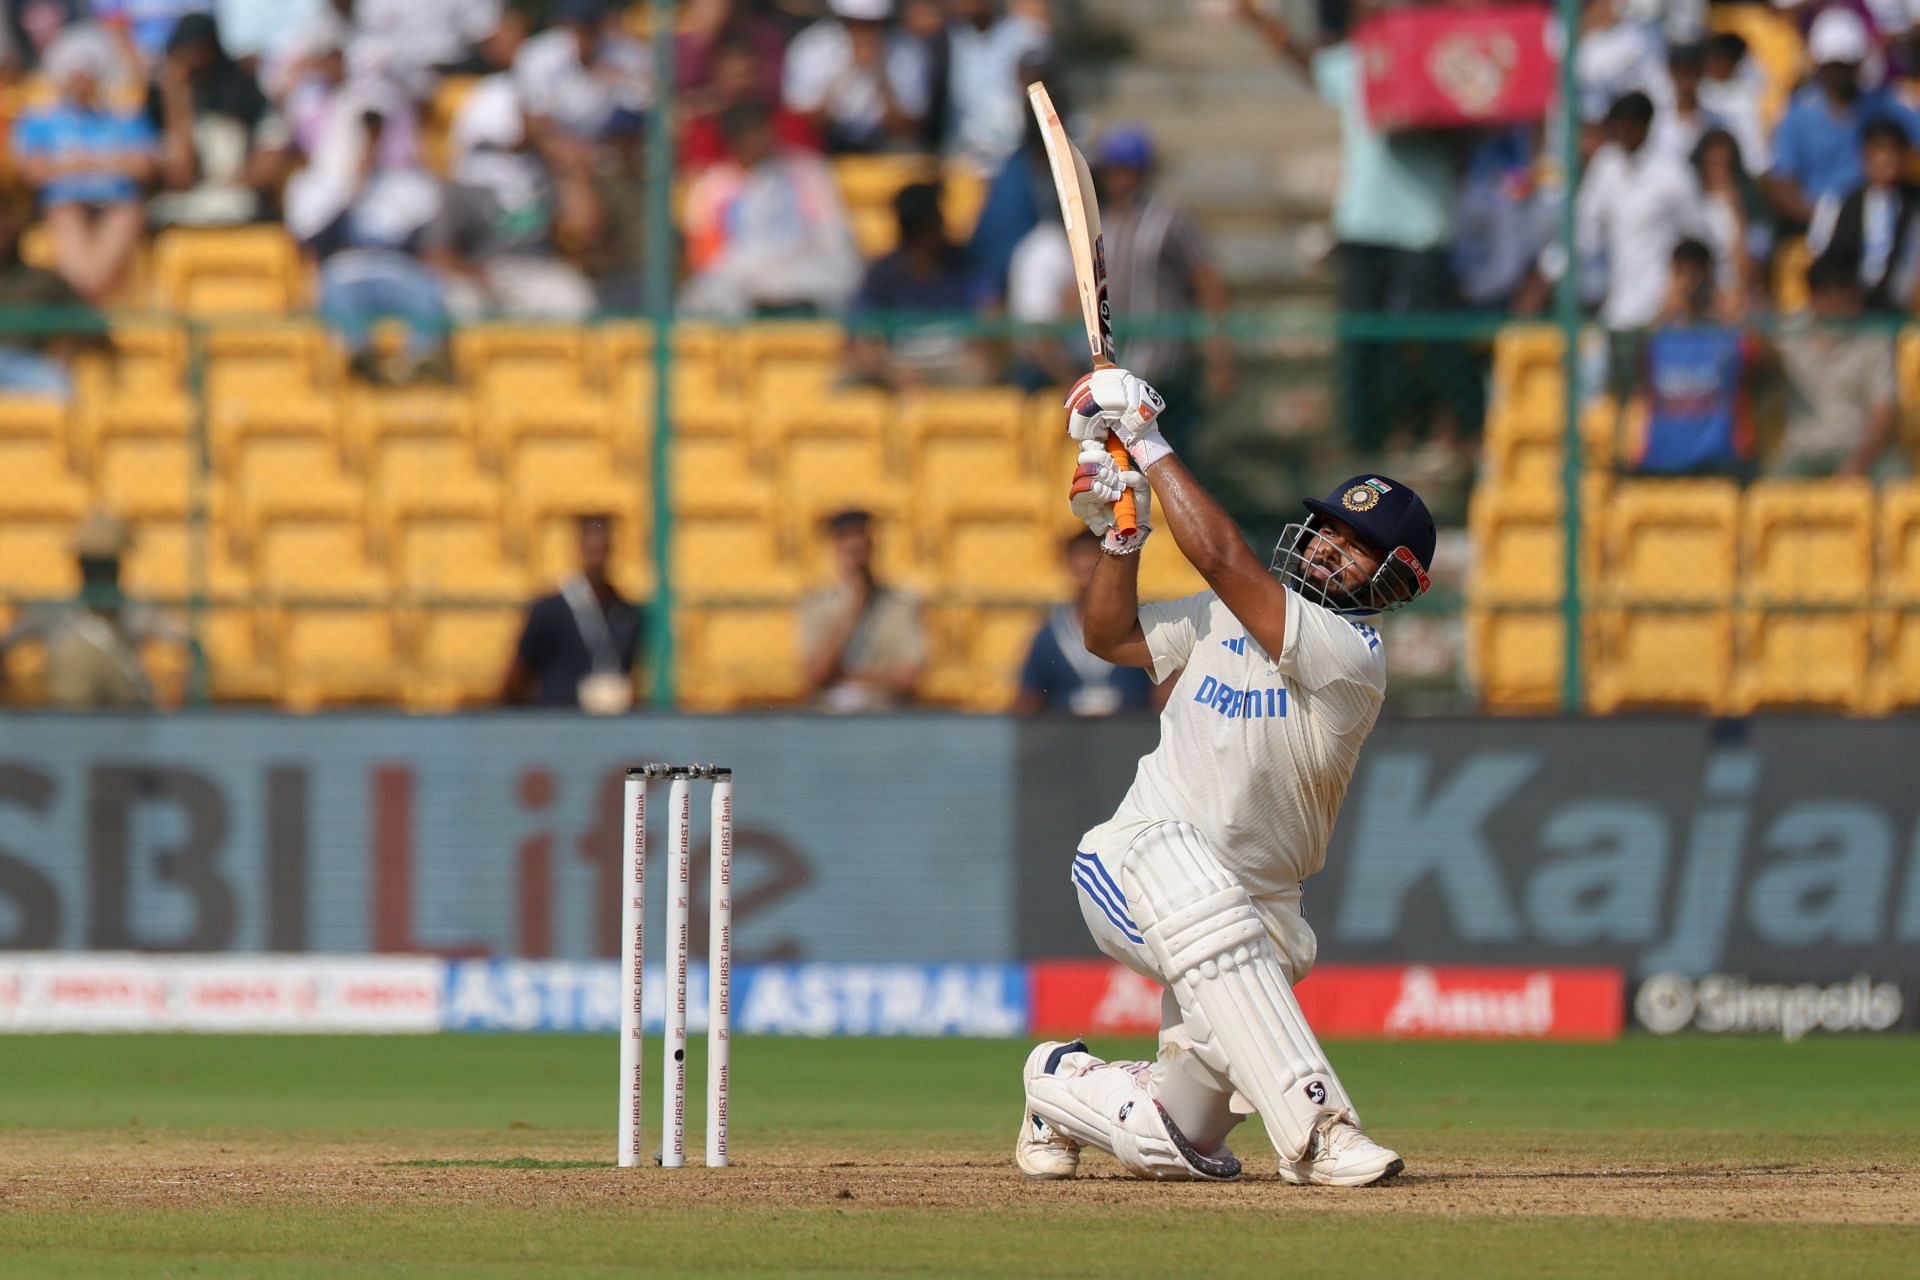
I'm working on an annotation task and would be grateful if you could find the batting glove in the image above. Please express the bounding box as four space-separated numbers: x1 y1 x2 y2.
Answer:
1068 438 1152 555
1065 367 1172 467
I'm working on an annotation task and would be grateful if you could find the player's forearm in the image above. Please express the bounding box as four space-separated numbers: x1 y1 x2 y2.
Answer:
1141 454 1249 583
1082 551 1144 661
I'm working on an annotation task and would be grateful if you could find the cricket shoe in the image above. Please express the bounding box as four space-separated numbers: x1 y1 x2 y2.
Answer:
1015 1040 1085 1179
1277 1113 1404 1187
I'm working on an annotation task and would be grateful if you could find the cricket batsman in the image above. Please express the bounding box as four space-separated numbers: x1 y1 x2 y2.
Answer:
1015 367 1436 1186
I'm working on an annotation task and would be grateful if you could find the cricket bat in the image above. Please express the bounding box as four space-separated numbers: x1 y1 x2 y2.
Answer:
1027 82 1139 539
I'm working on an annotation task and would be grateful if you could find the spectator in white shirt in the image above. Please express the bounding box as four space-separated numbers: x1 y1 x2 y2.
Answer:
512 0 650 143
1699 31 1771 173
944 0 1049 173
1648 42 1724 170
783 0 934 154
351 0 503 99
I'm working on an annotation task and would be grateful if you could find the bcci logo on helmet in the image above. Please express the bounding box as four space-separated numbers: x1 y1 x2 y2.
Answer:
1341 477 1394 513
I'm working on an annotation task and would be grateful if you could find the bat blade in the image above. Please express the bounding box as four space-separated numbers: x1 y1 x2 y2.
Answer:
1028 82 1136 538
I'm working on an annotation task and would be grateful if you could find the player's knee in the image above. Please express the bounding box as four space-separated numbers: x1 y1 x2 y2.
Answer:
1123 823 1266 979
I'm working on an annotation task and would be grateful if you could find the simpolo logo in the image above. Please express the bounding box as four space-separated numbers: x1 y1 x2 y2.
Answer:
1635 972 1904 1043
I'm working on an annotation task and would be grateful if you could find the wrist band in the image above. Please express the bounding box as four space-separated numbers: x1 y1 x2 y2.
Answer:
1127 433 1172 468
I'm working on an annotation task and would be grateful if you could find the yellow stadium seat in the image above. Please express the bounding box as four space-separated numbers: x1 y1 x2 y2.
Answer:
901 388 1029 446
1487 325 1566 441
394 513 525 600
1730 610 1871 713
832 154 938 210
424 75 482 174
0 517 82 598
962 605 1049 711
1597 479 1740 604
674 515 802 603
1467 608 1565 713
1742 479 1876 606
849 205 897 258
74 324 192 458
233 437 360 527
754 371 887 444
1773 236 1811 314
0 439 89 511
202 607 280 704
674 436 771 516
280 608 406 711
940 165 989 240
914 438 1037 526
1869 611 1920 712
1139 544 1209 602
1707 5 1804 129
737 322 844 371
938 514 1066 602
1880 483 1920 603
205 324 332 396
255 514 388 600
139 634 192 709
119 520 251 602
783 437 894 520
408 606 522 710
678 605 803 710
0 395 67 443
369 436 497 529
96 436 196 520
503 439 646 552
152 226 304 315
1468 487 1566 605
1587 608 1733 713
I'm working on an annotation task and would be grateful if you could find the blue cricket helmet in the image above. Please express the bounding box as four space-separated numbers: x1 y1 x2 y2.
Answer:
1277 474 1436 615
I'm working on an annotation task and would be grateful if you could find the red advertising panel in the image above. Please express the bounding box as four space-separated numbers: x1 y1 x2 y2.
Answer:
1355 5 1556 131
1030 961 1623 1041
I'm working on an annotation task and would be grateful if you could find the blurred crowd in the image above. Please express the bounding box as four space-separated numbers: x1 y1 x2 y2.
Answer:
0 0 1232 402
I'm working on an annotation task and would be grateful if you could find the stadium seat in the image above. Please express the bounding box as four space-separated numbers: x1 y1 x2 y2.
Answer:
1869 611 1920 712
737 322 844 373
1707 4 1804 129
754 364 887 444
408 606 522 710
202 607 280 704
279 608 407 711
901 388 1029 447
425 75 483 174
0 396 67 447
504 438 646 548
152 226 305 315
1772 236 1811 314
369 435 498 532
1467 607 1565 714
1743 479 1875 605
1487 325 1566 441
206 325 338 467
1586 608 1733 713
343 386 477 470
119 519 251 602
74 324 193 460
674 514 802 603
913 437 1038 523
677 605 803 710
255 513 388 600
0 515 82 598
1469 488 1566 605
1139 543 1209 602
233 437 360 529
937 513 1067 602
674 437 772 517
1730 610 1871 713
394 512 526 600
962 605 1049 711
782 436 895 521
96 436 196 520
1596 479 1740 604
1880 483 1920 603
832 154 937 212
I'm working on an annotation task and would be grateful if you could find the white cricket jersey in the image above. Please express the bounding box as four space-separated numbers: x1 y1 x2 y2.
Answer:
1081 588 1387 909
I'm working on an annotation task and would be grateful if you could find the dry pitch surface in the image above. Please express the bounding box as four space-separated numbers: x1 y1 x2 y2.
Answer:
2 1035 1915 1277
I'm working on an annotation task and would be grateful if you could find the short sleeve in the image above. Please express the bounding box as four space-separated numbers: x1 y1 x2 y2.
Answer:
1276 588 1385 694
1139 591 1214 684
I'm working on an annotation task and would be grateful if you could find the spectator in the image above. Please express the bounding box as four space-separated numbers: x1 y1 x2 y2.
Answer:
1452 128 1552 311
1012 531 1157 716
10 25 155 304
0 512 187 711
677 0 787 110
1004 182 1080 389
427 76 598 320
1699 31 1770 173
290 108 451 384
149 12 293 227
799 508 927 713
1773 255 1902 478
1572 0 1664 124
680 104 862 318
1765 7 1920 227
578 129 651 312
1648 42 1722 170
351 0 504 98
683 34 819 172
1569 92 1706 392
1240 0 1461 452
783 0 934 154
511 0 650 144
5 1 86 74
1692 128 1769 317
1089 127 1232 442
1629 239 1758 479
216 0 325 67
92 0 211 70
965 71 1054 303
944 0 1050 173
502 513 643 713
847 181 990 387
277 18 420 170
0 199 110 396
1808 118 1920 313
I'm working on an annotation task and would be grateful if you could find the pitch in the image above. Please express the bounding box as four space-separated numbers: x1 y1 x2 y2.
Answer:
1 1034 1914 1278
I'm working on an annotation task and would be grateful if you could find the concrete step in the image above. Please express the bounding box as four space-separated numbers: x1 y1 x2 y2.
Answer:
1102 64 1312 112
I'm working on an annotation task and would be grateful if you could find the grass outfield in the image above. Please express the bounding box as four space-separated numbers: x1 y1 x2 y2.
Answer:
1 1034 1915 1278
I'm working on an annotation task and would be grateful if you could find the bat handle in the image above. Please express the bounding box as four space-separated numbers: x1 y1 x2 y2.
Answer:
1105 432 1138 539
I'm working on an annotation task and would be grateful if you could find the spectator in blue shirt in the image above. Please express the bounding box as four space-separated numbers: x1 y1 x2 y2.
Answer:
10 24 156 303
847 180 992 387
1013 532 1159 716
1630 239 1758 480
1764 7 1920 227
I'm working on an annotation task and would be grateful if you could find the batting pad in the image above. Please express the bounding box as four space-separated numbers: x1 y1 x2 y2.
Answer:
1123 822 1353 1163
1028 1049 1241 1181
